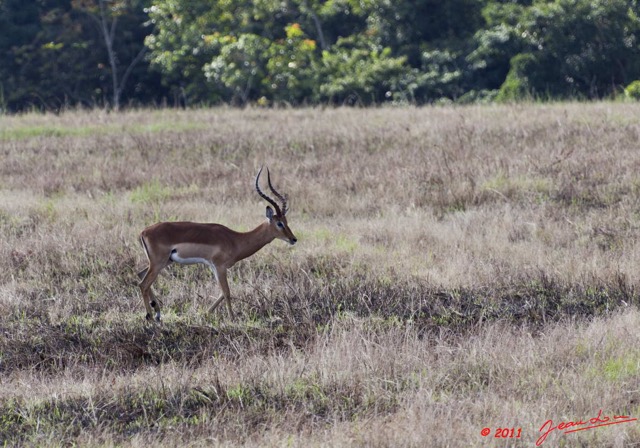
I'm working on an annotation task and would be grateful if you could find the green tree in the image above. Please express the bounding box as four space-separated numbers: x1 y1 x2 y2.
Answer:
144 0 226 104
317 35 416 104
498 0 640 100
0 0 87 110
73 0 150 110
203 33 271 105
465 2 529 95
146 0 418 105
264 23 319 104
0 0 163 111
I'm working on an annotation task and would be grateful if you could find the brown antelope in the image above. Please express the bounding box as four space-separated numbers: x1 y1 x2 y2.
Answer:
137 167 297 321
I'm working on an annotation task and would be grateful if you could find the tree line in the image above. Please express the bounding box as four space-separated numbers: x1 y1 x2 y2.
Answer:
2 0 640 112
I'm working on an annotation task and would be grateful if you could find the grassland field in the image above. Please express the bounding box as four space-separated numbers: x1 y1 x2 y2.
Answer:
1 103 640 447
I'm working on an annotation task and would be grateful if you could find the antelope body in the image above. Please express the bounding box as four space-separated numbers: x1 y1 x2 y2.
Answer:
137 168 296 321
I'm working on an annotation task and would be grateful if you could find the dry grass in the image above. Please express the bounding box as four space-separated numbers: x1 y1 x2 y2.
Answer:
1 103 640 446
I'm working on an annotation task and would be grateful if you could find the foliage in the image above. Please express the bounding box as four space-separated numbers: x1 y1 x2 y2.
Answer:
496 52 538 101
317 36 416 105
4 0 640 110
625 80 640 99
203 33 271 105
264 24 319 104
144 0 229 104
0 0 163 111
498 0 640 100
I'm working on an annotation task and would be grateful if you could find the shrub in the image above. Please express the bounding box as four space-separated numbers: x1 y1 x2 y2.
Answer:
624 80 640 100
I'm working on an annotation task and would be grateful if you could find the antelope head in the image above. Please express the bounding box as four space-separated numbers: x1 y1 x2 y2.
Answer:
255 166 297 245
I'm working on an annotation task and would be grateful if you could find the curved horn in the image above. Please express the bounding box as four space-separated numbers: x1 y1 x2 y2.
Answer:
255 166 282 216
267 168 288 215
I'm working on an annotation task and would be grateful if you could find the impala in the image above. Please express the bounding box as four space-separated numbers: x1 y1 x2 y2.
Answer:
137 167 297 321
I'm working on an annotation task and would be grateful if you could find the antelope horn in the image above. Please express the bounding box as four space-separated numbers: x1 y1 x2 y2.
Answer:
255 166 282 216
267 168 288 216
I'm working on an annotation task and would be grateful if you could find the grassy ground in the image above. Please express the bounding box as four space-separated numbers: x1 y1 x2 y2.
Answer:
1 104 640 447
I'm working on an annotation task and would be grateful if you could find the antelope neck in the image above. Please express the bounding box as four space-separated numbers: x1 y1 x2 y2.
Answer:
232 221 275 263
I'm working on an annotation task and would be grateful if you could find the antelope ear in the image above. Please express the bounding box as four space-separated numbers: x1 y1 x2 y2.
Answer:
266 206 274 220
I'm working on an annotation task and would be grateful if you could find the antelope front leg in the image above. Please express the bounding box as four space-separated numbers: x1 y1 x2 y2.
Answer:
208 268 235 319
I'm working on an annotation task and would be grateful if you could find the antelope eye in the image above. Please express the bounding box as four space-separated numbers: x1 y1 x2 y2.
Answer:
276 221 285 229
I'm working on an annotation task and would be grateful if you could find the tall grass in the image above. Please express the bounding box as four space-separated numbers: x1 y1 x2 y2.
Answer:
1 104 640 446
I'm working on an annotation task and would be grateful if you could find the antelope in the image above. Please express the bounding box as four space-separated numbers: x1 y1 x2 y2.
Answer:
137 167 297 321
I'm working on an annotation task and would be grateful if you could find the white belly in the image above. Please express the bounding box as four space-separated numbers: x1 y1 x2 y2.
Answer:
170 252 208 265
170 250 218 279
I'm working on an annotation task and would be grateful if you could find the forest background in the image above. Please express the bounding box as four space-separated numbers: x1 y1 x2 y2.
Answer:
4 0 640 112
